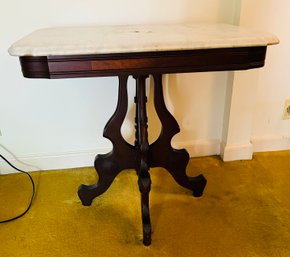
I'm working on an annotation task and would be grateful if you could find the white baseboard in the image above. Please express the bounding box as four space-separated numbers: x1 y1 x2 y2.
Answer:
173 139 221 157
220 142 253 161
2 136 289 174
0 140 220 175
0 149 108 175
251 135 290 153
220 135 290 161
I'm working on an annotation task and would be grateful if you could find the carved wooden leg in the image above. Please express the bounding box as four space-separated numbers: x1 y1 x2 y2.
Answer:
134 75 152 246
149 74 207 197
78 75 137 206
138 171 151 246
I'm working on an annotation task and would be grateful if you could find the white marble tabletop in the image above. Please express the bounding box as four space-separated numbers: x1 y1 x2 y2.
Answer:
9 23 279 57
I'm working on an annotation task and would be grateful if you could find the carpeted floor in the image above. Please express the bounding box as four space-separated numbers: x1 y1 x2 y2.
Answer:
1 151 290 257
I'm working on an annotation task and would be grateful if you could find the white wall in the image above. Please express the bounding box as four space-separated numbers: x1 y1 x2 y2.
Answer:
0 0 287 173
239 0 290 152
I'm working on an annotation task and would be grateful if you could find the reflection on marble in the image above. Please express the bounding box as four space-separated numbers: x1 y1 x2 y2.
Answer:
9 23 279 56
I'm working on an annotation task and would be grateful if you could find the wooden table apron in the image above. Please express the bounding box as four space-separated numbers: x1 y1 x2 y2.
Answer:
18 46 267 245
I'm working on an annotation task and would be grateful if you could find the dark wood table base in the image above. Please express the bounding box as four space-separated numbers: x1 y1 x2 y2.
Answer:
78 74 207 246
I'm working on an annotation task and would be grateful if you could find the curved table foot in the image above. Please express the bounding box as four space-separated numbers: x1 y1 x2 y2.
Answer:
78 152 123 206
138 171 152 246
165 149 207 197
149 74 207 197
190 174 207 197
165 151 207 197
150 144 207 197
78 75 137 206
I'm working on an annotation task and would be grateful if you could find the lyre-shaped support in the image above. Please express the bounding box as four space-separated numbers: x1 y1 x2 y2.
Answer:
78 75 137 206
78 74 207 246
149 74 207 197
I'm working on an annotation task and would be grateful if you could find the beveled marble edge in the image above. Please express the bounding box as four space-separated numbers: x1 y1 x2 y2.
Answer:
8 23 279 57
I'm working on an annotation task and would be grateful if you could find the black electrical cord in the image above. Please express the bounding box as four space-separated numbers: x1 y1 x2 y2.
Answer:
0 154 35 223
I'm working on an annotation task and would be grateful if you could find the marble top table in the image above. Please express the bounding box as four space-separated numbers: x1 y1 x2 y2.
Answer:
9 23 278 56
9 23 278 246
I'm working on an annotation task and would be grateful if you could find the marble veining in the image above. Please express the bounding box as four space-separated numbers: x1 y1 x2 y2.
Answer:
8 23 279 56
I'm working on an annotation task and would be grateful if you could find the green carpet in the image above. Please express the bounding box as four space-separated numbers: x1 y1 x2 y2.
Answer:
1 151 290 257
